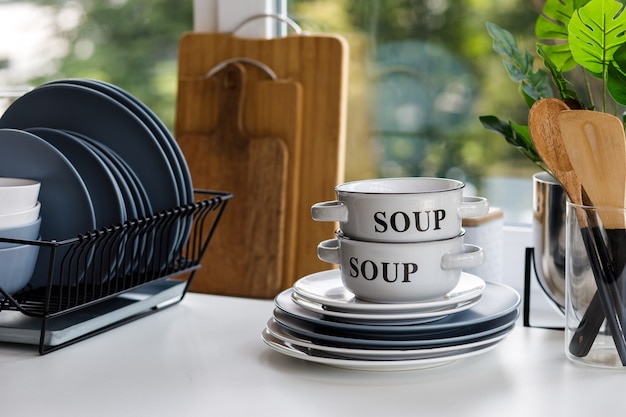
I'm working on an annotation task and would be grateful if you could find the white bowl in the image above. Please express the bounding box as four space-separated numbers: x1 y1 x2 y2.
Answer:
0 177 40 215
317 232 484 303
0 240 40 296
0 217 42 249
0 201 41 228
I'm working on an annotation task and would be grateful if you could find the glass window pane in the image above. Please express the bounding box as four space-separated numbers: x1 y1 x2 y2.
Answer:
0 0 540 224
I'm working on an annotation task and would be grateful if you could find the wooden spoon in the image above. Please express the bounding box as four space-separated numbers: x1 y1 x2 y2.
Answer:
557 109 626 362
528 98 580 203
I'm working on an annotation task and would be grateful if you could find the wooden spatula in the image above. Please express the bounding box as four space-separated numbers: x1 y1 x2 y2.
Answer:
558 110 626 227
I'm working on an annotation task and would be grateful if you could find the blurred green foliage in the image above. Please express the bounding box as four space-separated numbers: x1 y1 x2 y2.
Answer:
28 0 541 191
31 0 193 129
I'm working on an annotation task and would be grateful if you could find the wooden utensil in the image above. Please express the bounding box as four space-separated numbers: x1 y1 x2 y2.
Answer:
176 33 348 284
557 109 626 363
178 63 289 298
558 110 626 227
528 99 581 202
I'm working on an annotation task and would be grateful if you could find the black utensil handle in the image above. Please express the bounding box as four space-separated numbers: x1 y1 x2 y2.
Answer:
568 226 626 364
568 291 603 357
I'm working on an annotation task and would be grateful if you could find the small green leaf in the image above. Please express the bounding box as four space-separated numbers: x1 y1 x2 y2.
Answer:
568 0 626 77
522 68 554 102
519 85 536 108
486 22 526 64
538 44 585 105
537 43 579 72
479 116 546 170
509 122 548 171
486 22 554 102
510 121 533 149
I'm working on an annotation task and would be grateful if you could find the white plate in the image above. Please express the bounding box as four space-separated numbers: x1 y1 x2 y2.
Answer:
285 288 481 325
261 330 504 371
265 319 512 360
281 281 519 336
293 270 485 313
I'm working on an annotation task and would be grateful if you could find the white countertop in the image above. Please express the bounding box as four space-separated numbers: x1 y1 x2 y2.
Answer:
1 291 625 417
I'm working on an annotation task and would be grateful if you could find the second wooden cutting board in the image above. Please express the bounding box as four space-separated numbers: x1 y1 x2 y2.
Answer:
178 63 289 298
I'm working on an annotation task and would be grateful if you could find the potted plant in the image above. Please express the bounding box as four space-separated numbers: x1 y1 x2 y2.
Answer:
481 0 626 165
479 0 626 310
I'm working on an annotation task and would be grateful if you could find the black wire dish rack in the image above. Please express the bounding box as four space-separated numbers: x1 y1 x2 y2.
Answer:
0 189 232 354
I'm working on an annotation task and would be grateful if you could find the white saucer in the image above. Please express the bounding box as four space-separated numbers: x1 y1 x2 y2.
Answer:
292 270 486 313
261 329 504 371
288 289 481 324
265 319 511 361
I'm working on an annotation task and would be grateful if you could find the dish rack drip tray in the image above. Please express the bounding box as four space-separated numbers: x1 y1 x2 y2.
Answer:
0 190 232 354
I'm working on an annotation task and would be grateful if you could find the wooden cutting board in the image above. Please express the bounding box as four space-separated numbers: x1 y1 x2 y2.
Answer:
176 33 348 291
177 63 289 298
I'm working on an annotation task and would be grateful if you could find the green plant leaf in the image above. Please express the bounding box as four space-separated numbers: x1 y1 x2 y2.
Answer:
479 115 546 170
536 0 591 39
509 121 533 150
486 22 526 65
521 70 554 104
607 62 626 103
538 43 585 105
568 0 626 77
537 43 579 72
486 22 554 103
608 42 626 103
535 0 591 71
479 116 520 149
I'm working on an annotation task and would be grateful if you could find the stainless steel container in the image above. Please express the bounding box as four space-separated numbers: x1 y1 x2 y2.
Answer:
532 171 567 311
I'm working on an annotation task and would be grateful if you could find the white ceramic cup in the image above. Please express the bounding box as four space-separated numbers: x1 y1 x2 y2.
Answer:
317 232 484 303
311 177 489 243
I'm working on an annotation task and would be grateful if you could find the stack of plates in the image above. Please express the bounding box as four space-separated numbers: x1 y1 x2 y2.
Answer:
0 79 193 288
262 270 521 371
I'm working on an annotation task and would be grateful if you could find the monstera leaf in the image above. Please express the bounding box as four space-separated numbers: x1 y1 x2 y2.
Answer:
569 0 626 77
536 0 591 39
608 42 626 105
536 0 591 71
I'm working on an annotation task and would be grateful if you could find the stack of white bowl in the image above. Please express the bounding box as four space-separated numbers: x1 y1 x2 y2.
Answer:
0 177 41 296
312 177 489 304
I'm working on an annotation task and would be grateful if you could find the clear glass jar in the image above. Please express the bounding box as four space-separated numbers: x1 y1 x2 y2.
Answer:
565 202 626 368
